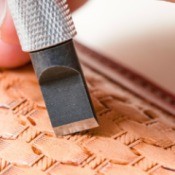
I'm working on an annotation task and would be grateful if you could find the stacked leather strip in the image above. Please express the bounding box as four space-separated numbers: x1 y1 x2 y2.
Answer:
0 63 175 175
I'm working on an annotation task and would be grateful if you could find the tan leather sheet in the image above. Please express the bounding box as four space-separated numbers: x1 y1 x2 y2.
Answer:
0 64 175 175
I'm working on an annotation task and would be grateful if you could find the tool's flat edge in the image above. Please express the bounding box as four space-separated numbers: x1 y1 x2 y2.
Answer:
54 118 99 136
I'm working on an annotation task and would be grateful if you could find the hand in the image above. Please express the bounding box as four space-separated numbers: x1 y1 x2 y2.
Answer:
0 0 87 68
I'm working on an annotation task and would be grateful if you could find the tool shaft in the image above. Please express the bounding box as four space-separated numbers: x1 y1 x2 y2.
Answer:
8 0 76 52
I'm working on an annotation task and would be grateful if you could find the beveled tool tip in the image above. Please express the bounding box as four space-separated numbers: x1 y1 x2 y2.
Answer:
30 40 98 135
54 118 98 136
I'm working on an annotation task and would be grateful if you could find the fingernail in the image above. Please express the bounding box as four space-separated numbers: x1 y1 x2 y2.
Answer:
0 0 7 38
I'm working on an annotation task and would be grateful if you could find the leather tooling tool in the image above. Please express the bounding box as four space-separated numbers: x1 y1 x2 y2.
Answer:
8 0 98 135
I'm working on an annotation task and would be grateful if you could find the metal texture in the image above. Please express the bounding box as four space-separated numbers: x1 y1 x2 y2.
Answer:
8 0 76 52
30 40 98 135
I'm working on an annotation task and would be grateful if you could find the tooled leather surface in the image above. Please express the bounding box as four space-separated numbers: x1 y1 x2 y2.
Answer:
0 64 175 175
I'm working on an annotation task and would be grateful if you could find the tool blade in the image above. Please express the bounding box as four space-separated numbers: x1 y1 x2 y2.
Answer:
30 41 98 136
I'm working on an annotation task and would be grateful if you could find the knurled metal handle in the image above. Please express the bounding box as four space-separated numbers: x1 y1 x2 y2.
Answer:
8 0 76 52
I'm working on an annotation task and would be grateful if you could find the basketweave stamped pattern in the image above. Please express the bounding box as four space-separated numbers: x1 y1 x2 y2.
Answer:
0 64 175 175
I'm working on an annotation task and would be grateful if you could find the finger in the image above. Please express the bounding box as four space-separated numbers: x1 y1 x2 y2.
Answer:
1 4 19 45
0 3 30 68
0 40 30 68
67 0 87 12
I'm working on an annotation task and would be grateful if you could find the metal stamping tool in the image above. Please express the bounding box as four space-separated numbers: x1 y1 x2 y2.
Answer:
8 0 98 135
